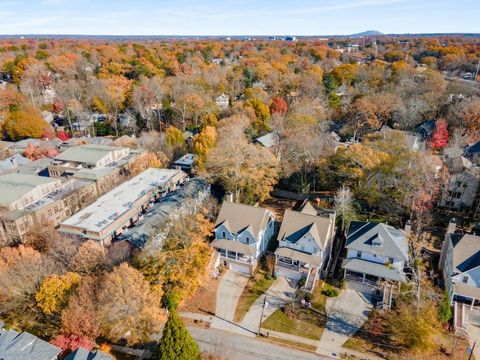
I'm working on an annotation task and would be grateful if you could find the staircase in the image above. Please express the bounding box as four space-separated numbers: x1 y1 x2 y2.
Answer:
304 267 318 292
454 301 467 335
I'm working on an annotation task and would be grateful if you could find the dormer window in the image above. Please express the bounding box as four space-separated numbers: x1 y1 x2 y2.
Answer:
246 237 250 244
463 276 469 284
222 232 226 238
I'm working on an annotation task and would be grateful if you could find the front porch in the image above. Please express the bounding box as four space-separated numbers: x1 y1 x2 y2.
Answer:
218 248 255 264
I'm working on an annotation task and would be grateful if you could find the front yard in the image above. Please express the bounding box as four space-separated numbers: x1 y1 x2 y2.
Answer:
343 311 473 360
261 306 326 341
233 270 275 322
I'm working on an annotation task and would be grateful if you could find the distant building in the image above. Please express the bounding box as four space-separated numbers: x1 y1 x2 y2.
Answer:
212 199 276 275
215 93 230 110
59 168 187 246
285 36 298 42
0 328 61 360
172 153 196 173
0 173 98 244
48 144 130 177
255 132 280 149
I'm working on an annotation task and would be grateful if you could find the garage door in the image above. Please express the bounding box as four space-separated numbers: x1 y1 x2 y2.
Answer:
230 262 250 274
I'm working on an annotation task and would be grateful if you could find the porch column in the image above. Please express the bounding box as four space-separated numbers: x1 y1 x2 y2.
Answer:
225 250 228 259
362 273 366 284
471 297 475 310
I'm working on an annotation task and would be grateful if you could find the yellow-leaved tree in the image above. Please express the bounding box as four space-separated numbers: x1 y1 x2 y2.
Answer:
36 272 81 315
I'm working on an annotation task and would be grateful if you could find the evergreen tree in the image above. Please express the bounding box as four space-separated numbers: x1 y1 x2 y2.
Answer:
156 310 201 360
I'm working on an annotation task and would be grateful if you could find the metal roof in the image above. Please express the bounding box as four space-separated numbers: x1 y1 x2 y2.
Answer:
54 144 127 165
0 174 60 207
61 168 186 234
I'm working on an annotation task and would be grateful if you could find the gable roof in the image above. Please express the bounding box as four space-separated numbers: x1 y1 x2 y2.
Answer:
346 221 408 260
215 201 273 238
255 132 279 148
277 208 334 250
0 329 61 360
449 233 480 274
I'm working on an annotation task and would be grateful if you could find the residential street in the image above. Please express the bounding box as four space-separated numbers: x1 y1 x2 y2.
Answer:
316 288 374 359
188 326 331 360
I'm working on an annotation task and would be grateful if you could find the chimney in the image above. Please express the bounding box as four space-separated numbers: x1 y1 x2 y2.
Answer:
404 220 412 238
447 218 457 235
226 192 233 202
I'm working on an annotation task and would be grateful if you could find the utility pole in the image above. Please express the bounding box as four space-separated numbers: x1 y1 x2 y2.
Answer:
257 295 268 336
469 341 476 360
475 59 480 83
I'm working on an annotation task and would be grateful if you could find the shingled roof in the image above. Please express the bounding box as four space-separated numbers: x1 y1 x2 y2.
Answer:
215 201 273 239
277 202 335 250
0 329 61 360
449 233 480 274
346 221 408 261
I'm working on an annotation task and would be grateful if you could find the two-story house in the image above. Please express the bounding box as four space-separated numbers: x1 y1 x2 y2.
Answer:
342 221 408 285
211 201 275 275
440 219 480 309
274 202 336 291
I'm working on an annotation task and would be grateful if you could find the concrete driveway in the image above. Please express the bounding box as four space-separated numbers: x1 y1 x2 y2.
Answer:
241 276 296 332
317 288 373 358
215 270 249 321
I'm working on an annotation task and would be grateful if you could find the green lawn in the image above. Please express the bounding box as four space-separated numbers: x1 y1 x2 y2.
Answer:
234 270 275 322
261 307 326 341
311 280 342 312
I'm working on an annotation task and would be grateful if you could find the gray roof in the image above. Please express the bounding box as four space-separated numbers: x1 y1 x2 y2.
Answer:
211 239 257 256
346 221 408 261
0 329 61 360
65 347 112 360
275 247 322 265
0 174 60 207
0 154 31 174
55 144 127 164
255 132 279 148
117 178 210 248
215 201 273 239
277 203 335 250
343 258 405 282
449 233 480 274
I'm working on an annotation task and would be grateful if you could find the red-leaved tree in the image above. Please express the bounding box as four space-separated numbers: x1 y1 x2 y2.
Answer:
51 334 93 353
270 97 288 115
428 118 449 149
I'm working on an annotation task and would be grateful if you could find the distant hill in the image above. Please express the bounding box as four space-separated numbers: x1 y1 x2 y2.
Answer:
352 30 384 36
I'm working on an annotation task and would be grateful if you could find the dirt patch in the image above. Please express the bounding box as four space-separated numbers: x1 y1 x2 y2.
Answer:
179 271 224 315
260 197 297 220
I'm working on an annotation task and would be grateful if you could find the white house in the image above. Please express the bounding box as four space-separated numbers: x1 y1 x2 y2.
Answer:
211 200 275 275
440 219 480 308
215 93 229 110
274 201 336 291
342 221 408 285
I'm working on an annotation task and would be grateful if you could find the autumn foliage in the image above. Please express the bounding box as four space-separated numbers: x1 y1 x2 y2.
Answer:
428 118 449 149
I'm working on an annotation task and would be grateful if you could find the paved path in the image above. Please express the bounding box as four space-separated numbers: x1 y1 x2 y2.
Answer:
240 276 296 332
317 289 374 359
188 326 332 360
215 270 249 321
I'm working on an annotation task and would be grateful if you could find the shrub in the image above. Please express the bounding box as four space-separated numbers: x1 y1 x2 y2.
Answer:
322 288 339 297
298 277 306 288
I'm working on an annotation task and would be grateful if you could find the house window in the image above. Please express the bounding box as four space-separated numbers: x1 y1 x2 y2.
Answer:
388 257 394 264
373 254 377 258
463 276 469 283
245 237 250 244
222 232 226 238
356 251 362 258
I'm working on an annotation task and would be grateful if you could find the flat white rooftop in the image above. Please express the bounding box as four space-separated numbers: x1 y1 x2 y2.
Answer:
61 168 185 233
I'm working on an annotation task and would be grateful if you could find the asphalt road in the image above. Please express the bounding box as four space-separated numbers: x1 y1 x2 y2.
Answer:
188 326 331 360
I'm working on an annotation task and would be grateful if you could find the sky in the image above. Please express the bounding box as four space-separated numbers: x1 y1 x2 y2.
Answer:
0 0 478 36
